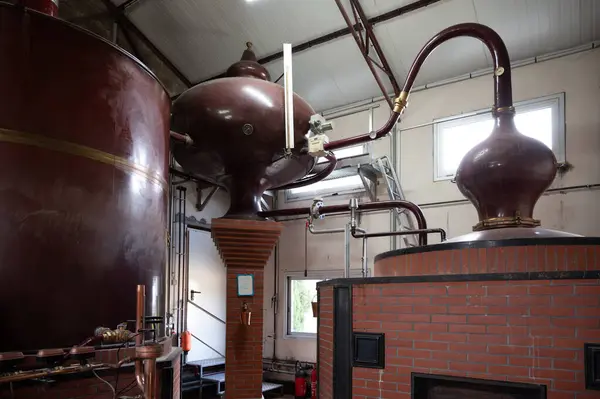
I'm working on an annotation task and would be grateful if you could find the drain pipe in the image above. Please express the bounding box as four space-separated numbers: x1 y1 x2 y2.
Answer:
361 237 368 277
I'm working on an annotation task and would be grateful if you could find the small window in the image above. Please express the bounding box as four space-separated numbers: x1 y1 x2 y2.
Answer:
433 93 565 181
285 145 368 201
286 277 322 337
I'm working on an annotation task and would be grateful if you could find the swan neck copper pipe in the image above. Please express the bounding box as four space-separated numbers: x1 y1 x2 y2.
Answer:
401 22 512 110
324 23 513 151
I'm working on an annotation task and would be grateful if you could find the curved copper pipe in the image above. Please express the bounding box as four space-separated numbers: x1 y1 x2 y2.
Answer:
257 200 428 245
401 22 512 109
270 152 337 190
324 23 512 151
170 131 193 145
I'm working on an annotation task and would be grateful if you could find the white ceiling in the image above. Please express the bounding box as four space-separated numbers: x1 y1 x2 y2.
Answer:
122 0 600 111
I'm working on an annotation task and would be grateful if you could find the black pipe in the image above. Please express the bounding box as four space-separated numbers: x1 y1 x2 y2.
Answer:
182 188 188 335
352 227 446 242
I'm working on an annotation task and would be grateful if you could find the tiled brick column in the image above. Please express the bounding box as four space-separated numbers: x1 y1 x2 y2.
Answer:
212 218 282 399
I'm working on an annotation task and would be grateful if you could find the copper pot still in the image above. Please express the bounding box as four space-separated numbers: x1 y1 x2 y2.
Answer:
171 43 320 217
0 4 169 352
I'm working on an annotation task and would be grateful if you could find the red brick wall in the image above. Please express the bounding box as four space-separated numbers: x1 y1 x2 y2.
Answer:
351 279 600 399
375 245 599 277
225 267 265 398
318 285 334 399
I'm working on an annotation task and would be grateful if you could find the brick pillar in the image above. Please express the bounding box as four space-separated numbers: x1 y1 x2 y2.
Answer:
211 218 283 399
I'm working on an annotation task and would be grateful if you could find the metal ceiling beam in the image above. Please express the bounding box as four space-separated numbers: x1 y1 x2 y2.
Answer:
193 0 442 86
349 0 401 96
335 0 398 108
117 0 145 13
99 0 193 88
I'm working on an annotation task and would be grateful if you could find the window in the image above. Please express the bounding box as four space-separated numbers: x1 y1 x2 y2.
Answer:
286 277 322 337
433 93 565 181
285 145 369 201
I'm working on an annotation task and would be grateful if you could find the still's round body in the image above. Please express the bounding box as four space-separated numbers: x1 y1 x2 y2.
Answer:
171 77 316 216
0 5 169 351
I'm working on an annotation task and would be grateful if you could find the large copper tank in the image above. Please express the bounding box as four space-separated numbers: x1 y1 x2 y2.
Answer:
0 4 170 351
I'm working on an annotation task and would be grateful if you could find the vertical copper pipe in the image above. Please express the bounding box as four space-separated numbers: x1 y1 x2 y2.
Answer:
135 285 146 393
144 359 157 399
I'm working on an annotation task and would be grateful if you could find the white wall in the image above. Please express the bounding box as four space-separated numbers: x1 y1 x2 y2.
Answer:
169 184 230 361
265 48 600 363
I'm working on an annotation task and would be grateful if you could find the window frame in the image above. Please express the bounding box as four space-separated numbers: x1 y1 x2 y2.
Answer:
284 143 371 202
284 270 347 339
433 92 566 182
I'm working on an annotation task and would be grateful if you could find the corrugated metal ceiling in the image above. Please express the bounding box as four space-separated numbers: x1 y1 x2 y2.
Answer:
120 0 600 111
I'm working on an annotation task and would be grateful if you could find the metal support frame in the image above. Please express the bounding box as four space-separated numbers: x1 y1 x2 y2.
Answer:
193 0 442 87
335 0 401 109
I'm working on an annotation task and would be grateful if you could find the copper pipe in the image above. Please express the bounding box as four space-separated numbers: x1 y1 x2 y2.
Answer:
135 285 145 393
401 23 512 109
324 23 513 152
271 152 338 190
170 131 193 145
324 111 399 151
144 358 158 399
257 200 428 245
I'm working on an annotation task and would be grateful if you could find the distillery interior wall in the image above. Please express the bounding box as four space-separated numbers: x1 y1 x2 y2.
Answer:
265 47 600 364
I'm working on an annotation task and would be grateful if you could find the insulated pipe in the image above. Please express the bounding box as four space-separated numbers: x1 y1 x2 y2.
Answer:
344 223 351 277
271 152 337 191
308 224 365 235
324 23 513 152
135 285 145 392
361 237 368 277
352 227 447 242
258 200 428 245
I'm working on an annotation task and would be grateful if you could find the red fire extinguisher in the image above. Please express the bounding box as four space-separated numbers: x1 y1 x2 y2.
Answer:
310 365 317 399
295 362 307 399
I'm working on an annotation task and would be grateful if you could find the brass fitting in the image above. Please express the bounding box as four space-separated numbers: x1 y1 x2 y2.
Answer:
393 91 410 114
492 105 515 116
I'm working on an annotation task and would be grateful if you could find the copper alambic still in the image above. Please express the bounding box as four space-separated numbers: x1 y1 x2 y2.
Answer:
171 42 338 217
258 23 560 244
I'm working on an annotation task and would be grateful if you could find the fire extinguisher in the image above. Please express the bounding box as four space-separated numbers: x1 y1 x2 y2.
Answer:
310 365 317 399
295 361 307 399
